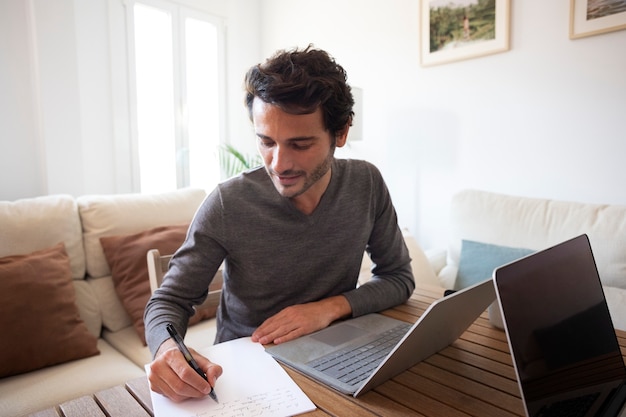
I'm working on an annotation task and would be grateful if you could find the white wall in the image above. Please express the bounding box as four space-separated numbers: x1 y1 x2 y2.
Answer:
259 0 626 249
1 0 625 249
0 0 48 198
0 0 117 197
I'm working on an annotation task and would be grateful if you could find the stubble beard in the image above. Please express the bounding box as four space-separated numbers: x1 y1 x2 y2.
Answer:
269 149 335 200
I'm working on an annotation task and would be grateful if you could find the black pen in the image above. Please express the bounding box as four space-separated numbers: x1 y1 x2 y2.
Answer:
166 323 219 403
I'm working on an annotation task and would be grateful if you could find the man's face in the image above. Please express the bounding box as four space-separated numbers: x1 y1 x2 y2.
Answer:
252 98 347 209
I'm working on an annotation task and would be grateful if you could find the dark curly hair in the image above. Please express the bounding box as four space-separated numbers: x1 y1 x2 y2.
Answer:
244 45 354 139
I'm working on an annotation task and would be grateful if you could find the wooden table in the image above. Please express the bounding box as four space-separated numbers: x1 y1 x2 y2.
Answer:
31 284 626 417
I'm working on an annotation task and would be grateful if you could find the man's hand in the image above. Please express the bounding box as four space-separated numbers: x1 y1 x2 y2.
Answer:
251 295 352 345
147 338 223 402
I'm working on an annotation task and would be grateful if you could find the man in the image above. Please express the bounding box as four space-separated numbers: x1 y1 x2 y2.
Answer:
144 45 415 402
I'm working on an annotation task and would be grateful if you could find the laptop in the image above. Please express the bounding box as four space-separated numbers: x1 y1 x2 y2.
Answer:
265 277 495 397
493 234 626 417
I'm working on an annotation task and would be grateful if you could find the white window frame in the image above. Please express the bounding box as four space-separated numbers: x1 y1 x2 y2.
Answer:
114 0 227 192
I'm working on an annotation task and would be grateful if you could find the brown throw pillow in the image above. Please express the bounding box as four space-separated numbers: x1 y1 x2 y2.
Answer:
0 243 100 377
100 225 216 345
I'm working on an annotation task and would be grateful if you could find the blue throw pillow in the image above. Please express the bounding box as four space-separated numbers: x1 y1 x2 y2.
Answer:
455 240 534 290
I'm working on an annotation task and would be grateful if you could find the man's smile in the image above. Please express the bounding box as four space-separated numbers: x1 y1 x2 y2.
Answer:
273 171 303 187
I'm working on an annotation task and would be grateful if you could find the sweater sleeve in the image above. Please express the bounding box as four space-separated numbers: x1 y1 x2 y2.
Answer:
144 190 227 357
341 165 415 317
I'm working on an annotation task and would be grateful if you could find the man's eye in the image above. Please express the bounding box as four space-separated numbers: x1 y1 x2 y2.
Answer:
293 142 313 150
259 140 274 148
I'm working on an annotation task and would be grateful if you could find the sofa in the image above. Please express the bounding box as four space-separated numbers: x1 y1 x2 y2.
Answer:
0 187 439 417
429 189 626 332
0 188 222 416
5 186 622 416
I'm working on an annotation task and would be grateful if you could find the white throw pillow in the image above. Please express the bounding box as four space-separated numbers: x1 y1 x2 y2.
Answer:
449 190 626 291
359 230 439 288
77 188 206 278
402 231 440 287
0 195 85 279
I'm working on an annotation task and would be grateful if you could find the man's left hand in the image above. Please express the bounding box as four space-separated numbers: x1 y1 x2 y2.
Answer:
251 295 351 345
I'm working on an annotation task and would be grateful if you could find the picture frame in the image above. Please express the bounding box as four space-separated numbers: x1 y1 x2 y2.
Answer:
570 0 626 39
420 0 511 67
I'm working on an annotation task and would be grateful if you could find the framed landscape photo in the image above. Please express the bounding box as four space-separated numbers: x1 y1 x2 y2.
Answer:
420 0 511 67
570 0 626 39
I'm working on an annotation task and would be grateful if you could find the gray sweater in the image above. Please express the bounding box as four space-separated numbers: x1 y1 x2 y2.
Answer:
145 158 415 356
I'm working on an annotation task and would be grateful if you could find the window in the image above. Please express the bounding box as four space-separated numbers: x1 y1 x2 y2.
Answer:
127 0 225 193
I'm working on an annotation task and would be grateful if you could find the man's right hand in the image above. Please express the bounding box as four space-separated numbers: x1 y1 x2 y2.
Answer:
147 338 223 402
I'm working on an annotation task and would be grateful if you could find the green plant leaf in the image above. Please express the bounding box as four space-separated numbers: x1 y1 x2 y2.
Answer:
218 144 262 178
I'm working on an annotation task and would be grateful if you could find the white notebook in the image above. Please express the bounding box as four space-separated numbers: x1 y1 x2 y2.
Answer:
146 337 315 417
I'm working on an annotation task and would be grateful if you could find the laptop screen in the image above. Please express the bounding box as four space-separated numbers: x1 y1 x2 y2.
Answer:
494 235 626 404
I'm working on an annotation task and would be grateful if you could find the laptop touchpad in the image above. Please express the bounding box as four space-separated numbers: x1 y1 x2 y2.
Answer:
310 324 368 346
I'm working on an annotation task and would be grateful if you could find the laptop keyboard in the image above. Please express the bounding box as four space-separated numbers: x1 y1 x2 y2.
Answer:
536 392 600 417
307 323 411 386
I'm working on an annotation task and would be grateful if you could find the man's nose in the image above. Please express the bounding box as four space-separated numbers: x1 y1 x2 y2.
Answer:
271 145 293 173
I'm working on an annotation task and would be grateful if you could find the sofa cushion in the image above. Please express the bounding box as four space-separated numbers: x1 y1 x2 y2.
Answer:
455 240 534 290
100 225 216 345
0 194 85 279
0 339 145 417
449 190 626 291
88 275 133 332
73 279 103 337
403 230 441 287
0 243 99 378
102 318 218 367
604 286 626 331
77 188 206 278
360 229 439 287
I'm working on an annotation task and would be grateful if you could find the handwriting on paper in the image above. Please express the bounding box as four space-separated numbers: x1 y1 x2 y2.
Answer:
189 387 303 417
148 337 315 417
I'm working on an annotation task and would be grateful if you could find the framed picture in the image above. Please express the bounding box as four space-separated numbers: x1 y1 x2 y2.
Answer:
420 0 511 67
570 0 626 39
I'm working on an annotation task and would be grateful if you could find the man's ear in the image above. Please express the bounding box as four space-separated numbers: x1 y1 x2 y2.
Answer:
335 124 350 148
